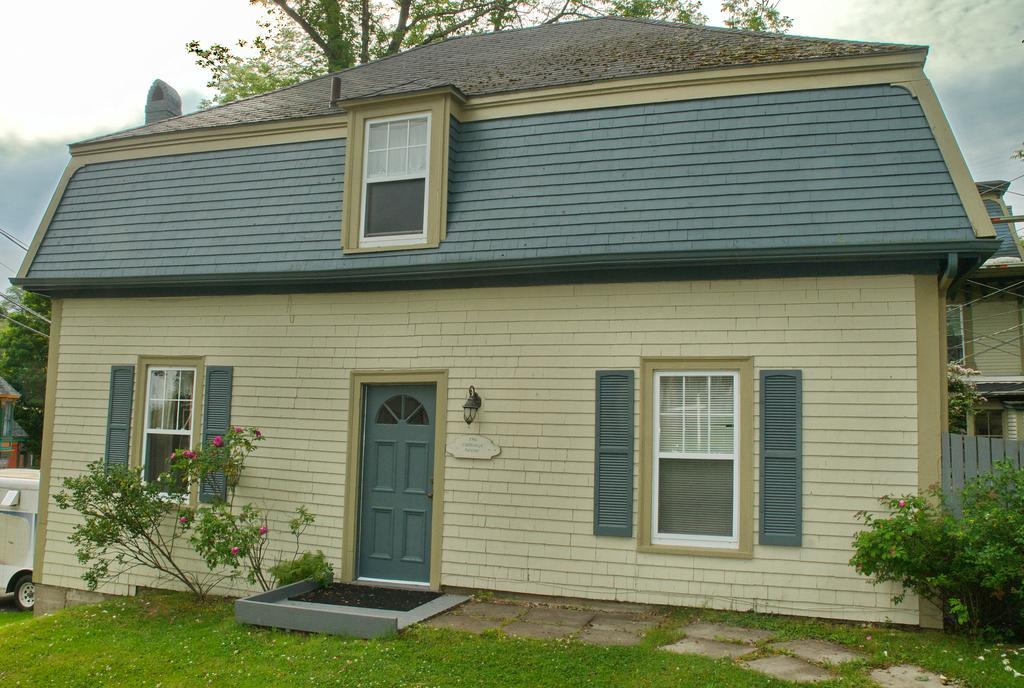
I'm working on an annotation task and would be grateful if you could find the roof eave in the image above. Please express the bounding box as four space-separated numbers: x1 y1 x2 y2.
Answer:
14 239 1000 299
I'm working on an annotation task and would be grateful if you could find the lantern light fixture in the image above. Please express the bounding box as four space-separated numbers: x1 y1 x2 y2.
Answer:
463 386 482 425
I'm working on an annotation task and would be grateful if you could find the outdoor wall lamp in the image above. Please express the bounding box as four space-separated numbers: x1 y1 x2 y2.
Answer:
463 386 482 425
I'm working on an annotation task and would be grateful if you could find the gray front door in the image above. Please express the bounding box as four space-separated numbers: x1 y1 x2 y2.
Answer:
358 384 435 584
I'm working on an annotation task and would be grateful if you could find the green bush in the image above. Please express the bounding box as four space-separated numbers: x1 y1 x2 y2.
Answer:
270 551 333 587
851 461 1024 638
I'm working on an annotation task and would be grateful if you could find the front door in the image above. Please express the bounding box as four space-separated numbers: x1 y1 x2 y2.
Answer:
358 384 435 584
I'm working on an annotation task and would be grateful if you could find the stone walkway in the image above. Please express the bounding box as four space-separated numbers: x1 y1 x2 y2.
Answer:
425 599 663 645
662 622 865 683
425 600 950 687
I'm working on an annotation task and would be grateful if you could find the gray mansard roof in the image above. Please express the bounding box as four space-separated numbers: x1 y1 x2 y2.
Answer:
20 83 998 296
82 17 923 145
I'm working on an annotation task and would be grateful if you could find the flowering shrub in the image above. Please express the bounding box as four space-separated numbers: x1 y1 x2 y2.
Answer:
56 426 330 598
851 461 1024 638
947 362 984 435
168 425 263 502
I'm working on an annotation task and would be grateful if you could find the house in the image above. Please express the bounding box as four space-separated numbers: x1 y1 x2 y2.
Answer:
947 181 1022 436
0 377 29 468
14 18 999 626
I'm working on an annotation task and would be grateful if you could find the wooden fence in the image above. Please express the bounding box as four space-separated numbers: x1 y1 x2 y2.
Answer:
940 432 1024 513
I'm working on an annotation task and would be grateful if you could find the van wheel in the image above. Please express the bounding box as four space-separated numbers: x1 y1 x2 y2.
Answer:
13 575 34 611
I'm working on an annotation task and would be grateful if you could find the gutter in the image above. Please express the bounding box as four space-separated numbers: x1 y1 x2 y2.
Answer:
14 240 1001 299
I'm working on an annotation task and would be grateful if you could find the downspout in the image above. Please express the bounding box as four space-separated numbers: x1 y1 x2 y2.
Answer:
939 252 959 295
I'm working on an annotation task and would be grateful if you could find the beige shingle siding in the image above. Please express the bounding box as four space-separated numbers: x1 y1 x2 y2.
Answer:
43 273 921 623
970 295 1023 375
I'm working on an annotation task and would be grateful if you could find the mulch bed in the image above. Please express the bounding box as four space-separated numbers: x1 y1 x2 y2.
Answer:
290 583 442 612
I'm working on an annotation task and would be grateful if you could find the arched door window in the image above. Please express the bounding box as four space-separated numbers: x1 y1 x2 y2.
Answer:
375 394 429 425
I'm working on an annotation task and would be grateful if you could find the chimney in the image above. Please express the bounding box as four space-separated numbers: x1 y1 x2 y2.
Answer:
145 79 182 124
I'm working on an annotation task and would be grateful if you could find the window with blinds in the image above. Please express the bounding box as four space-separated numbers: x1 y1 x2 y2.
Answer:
653 372 739 547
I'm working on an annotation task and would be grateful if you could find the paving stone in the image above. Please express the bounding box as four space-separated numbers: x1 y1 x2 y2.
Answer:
744 656 832 683
424 614 499 634
589 612 660 633
870 664 948 688
502 622 573 640
683 622 775 645
662 638 756 659
770 639 865 665
460 601 523 621
578 628 644 646
521 607 594 627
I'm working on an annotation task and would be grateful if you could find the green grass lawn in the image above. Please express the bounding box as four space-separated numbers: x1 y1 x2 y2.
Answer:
0 592 1020 687
0 608 31 627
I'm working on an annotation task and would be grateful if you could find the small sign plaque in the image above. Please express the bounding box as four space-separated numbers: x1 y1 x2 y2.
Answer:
446 434 501 460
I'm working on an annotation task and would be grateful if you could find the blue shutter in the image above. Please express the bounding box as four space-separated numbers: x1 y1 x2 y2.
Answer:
594 370 634 537
104 365 135 469
199 366 233 503
759 370 802 546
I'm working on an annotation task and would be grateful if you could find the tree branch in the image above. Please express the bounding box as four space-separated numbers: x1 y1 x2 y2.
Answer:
387 0 414 55
269 0 331 55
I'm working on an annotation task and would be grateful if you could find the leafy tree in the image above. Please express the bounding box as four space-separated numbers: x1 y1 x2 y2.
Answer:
190 0 793 105
0 287 50 460
721 0 790 32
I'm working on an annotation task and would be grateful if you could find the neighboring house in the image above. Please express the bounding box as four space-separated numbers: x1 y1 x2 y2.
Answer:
14 18 999 626
947 181 1023 437
0 377 28 468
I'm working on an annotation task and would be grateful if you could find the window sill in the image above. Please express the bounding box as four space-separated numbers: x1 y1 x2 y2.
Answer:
343 238 440 254
638 542 753 559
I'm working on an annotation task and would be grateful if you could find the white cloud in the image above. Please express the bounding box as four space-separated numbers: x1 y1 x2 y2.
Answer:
0 0 267 141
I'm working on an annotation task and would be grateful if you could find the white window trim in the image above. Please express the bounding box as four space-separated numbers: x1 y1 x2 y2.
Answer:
358 111 431 248
651 370 740 549
142 366 196 495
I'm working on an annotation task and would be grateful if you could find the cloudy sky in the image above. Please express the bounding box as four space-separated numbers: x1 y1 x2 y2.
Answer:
0 0 1021 285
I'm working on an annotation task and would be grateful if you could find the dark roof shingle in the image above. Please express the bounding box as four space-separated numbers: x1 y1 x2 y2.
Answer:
0 376 20 398
81 17 922 145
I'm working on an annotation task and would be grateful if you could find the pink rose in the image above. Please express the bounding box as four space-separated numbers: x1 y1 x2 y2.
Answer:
254 429 262 438
234 426 243 434
179 516 188 524
897 499 907 508
259 526 268 536
865 635 872 641
183 450 196 460
212 436 224 448
230 546 240 556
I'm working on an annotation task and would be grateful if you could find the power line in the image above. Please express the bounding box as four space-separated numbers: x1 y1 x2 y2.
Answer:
0 311 48 338
0 228 28 252
0 292 50 324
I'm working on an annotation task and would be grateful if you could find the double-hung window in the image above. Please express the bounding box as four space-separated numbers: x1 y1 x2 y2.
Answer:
360 113 430 247
653 371 739 548
142 367 195 493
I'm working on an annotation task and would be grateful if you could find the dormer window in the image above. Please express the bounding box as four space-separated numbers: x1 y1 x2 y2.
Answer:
341 91 457 253
361 114 430 247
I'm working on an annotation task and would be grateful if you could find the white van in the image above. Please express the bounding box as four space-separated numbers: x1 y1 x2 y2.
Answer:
0 468 39 611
